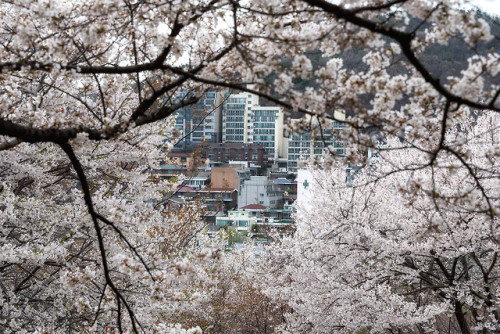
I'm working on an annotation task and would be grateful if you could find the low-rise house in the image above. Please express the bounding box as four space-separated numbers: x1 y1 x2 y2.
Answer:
150 163 187 179
239 204 267 216
238 176 282 209
216 210 256 232
184 171 210 189
215 204 294 236
204 143 269 166
211 167 241 189
197 187 238 212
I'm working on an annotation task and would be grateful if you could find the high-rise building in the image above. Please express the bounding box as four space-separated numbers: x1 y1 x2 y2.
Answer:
250 105 284 160
285 110 347 171
174 90 224 150
222 91 258 143
222 91 283 160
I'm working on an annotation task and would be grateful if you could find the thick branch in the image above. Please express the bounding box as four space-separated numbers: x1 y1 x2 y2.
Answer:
59 141 140 333
300 0 500 112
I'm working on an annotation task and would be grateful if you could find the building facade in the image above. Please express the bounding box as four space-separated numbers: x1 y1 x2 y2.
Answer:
286 110 347 171
238 176 282 209
222 90 283 160
204 143 268 166
222 91 259 143
250 105 284 160
174 90 224 150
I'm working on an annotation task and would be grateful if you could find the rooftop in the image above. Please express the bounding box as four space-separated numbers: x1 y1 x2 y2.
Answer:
208 143 265 149
177 186 195 192
240 204 267 210
199 187 237 192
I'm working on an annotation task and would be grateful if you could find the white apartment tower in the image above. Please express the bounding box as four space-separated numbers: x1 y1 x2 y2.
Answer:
222 91 259 143
222 91 283 160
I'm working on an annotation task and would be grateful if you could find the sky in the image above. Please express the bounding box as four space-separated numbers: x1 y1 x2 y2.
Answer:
470 0 500 17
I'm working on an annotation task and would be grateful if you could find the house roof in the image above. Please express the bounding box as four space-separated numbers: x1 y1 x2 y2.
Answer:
168 152 191 157
194 171 211 178
240 204 267 210
208 143 265 149
159 163 187 170
276 178 293 184
199 187 237 192
203 211 226 217
177 186 195 192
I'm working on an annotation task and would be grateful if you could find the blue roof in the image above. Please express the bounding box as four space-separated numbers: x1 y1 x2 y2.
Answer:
276 178 293 184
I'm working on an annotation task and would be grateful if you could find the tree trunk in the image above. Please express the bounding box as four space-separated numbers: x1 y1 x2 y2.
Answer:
454 301 470 334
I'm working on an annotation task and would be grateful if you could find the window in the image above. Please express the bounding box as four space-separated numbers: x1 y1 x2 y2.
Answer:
229 98 246 103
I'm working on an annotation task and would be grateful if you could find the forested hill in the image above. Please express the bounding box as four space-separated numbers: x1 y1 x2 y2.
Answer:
264 10 500 113
354 10 496 79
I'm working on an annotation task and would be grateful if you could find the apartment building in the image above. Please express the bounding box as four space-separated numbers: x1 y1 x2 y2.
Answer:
250 105 284 160
172 89 346 171
222 91 259 143
222 91 283 161
286 110 347 171
174 90 224 150
204 143 269 166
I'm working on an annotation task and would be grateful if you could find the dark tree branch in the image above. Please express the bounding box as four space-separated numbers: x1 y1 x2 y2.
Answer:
58 141 141 333
351 0 409 14
94 212 155 281
0 138 22 150
300 0 500 113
